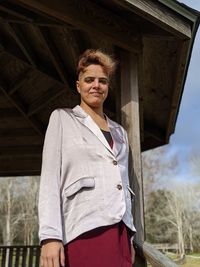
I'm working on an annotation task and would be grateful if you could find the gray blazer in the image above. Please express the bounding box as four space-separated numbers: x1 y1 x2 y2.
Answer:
38 105 136 244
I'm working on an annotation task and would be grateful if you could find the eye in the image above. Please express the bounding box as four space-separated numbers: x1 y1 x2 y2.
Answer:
84 77 94 83
99 78 109 85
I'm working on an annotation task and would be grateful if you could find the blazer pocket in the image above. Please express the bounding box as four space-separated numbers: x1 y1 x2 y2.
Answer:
65 177 95 198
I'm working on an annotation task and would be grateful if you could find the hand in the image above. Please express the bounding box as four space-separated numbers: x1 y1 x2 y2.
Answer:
131 243 136 264
40 240 65 267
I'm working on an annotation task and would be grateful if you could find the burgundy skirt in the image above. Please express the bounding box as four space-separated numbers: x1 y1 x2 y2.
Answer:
64 221 132 267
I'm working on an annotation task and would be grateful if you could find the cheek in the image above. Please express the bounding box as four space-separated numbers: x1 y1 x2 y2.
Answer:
103 87 109 96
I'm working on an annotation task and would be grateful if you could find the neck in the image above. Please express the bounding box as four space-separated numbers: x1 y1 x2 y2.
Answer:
80 102 104 119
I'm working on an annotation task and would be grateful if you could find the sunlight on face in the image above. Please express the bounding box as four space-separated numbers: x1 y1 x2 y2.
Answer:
76 64 109 109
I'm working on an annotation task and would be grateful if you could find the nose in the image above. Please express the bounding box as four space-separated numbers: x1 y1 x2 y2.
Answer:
92 78 100 88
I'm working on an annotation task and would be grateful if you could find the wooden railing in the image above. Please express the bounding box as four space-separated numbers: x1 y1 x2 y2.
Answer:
0 245 40 267
134 241 179 267
0 243 178 267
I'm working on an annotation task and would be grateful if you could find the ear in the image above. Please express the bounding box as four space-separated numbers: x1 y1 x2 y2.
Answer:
76 81 80 93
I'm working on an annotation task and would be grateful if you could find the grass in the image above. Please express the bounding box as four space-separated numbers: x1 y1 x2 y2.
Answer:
147 253 200 267
167 253 200 267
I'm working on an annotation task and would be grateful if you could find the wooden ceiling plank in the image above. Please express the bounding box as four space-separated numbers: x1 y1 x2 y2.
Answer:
0 17 67 27
11 0 141 53
0 84 44 136
0 4 32 21
0 107 20 118
0 145 42 158
0 127 39 137
28 85 67 116
1 45 67 88
8 68 34 95
34 26 68 84
5 22 36 65
59 27 81 73
113 0 192 39
0 158 41 176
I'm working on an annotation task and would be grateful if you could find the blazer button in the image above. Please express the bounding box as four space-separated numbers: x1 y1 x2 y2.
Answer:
113 160 118 165
117 184 122 190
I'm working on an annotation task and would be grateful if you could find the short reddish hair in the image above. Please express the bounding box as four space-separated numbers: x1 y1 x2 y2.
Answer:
77 49 116 78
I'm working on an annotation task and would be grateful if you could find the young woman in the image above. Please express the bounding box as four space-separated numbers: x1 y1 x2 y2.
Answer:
39 49 136 267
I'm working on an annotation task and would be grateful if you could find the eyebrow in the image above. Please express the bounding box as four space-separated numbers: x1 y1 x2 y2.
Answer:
84 76 109 81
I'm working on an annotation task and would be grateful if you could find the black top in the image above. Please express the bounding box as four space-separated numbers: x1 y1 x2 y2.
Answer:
101 129 113 148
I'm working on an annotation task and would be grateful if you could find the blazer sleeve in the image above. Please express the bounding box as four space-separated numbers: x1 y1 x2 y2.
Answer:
38 109 63 243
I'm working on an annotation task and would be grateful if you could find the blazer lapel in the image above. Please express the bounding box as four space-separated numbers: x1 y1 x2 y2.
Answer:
72 105 114 155
106 115 124 157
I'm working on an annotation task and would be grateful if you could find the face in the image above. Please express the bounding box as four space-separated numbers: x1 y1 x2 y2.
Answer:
76 64 109 109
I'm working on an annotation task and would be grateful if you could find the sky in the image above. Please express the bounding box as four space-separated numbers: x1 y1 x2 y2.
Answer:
144 0 200 185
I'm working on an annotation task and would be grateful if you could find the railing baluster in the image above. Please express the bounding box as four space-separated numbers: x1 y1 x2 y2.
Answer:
35 246 41 267
14 247 20 267
29 246 34 267
22 247 27 267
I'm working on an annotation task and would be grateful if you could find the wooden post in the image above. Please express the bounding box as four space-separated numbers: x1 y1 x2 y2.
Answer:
120 49 146 266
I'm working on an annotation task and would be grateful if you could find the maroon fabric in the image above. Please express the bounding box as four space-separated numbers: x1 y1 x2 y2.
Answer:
64 221 132 267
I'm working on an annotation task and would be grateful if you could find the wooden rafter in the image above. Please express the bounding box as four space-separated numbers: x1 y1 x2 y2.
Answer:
113 0 191 39
0 4 31 20
0 43 69 88
0 107 20 118
34 26 68 84
0 158 41 176
57 27 81 73
0 145 42 158
11 0 142 53
0 127 40 137
8 68 35 95
4 23 36 66
144 125 166 143
166 39 190 141
27 85 67 116
0 18 68 27
0 83 44 136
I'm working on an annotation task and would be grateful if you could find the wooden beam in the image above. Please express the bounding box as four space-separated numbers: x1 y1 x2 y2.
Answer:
33 26 68 84
0 108 21 118
113 0 192 39
166 40 190 142
120 50 146 266
56 27 81 73
8 68 35 95
0 145 42 158
12 0 141 53
0 4 32 21
144 121 166 142
0 157 41 176
4 22 36 65
0 135 42 147
0 42 63 84
0 17 68 27
0 127 39 138
0 84 44 136
27 85 67 116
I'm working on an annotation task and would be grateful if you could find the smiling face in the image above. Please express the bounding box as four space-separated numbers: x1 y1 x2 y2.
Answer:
76 64 109 109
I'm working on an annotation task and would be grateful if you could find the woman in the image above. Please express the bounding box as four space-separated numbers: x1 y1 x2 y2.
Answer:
39 49 136 267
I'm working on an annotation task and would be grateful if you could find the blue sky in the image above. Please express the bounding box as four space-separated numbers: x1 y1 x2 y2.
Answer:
143 0 200 185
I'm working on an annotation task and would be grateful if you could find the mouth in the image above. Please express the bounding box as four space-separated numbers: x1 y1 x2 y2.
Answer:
90 92 103 96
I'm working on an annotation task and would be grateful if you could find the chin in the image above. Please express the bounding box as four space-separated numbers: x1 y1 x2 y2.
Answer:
89 101 103 109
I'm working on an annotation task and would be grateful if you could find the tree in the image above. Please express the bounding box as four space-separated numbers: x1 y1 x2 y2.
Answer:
0 176 39 245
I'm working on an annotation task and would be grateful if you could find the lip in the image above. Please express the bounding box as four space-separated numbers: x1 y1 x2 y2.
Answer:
90 92 102 96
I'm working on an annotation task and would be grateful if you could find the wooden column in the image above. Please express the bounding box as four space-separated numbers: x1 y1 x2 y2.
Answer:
120 50 146 266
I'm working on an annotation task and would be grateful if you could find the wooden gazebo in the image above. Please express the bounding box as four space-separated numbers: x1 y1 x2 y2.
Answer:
0 0 199 266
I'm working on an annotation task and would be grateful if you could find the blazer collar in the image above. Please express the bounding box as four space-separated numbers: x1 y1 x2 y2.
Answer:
72 105 124 157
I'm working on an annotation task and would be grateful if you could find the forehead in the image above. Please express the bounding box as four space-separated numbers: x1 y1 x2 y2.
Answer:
80 64 108 78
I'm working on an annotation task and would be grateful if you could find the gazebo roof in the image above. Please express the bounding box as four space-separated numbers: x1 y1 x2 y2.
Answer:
0 0 199 176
